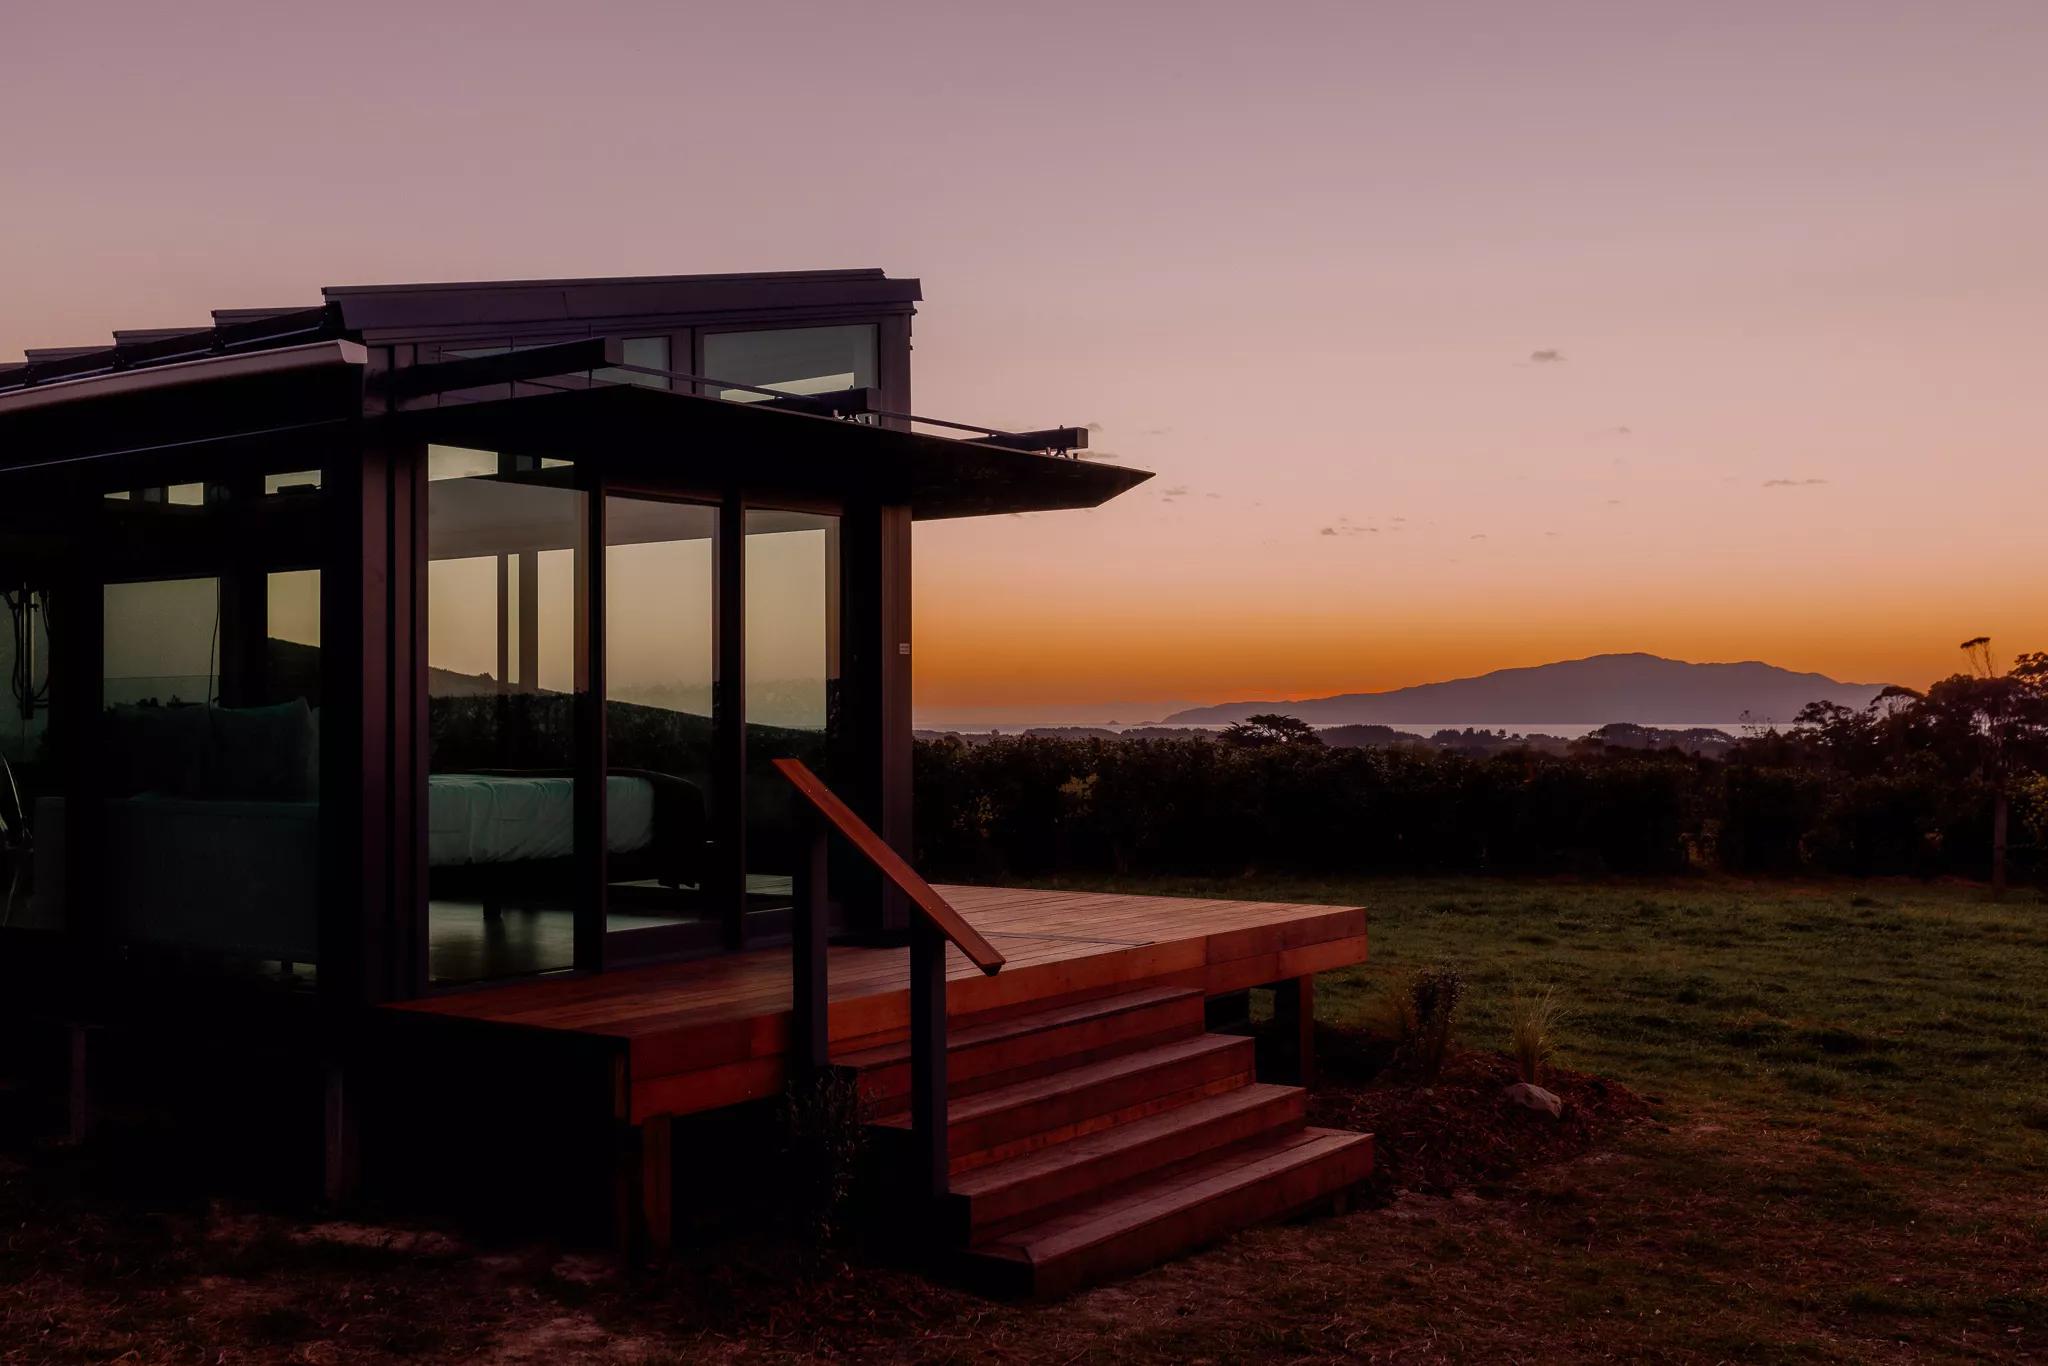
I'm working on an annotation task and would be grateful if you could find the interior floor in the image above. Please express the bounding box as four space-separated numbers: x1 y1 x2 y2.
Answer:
426 874 798 983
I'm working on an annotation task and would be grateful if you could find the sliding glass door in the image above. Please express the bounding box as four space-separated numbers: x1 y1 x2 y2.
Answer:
423 448 588 985
603 493 722 957
415 454 847 983
742 508 840 920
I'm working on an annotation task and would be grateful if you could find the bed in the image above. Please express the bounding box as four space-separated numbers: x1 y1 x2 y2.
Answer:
426 767 707 902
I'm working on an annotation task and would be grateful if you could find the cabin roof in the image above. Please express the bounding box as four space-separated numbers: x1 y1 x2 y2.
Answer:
404 383 1150 521
0 269 921 393
0 271 1149 519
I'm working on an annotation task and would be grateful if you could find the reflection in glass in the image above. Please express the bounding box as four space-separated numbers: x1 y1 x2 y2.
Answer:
595 336 671 389
743 509 839 909
604 496 716 936
2 568 56 932
704 326 877 402
96 566 323 967
6 465 327 955
426 454 589 983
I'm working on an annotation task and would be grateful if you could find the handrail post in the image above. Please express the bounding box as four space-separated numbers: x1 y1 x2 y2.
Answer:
790 804 830 1075
909 917 949 1200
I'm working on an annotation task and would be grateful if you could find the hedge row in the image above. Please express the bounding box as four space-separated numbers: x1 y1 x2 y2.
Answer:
911 736 2015 880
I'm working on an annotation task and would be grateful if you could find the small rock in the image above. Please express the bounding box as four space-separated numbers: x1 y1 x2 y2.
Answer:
1504 1082 1564 1118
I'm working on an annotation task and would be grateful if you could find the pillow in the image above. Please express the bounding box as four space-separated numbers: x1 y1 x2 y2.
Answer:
207 698 316 801
105 702 214 796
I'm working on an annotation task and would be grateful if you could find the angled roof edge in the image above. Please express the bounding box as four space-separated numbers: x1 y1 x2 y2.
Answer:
0 339 366 418
323 268 921 334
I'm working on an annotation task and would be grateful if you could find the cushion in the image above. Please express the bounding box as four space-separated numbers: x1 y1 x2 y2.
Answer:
105 702 214 796
207 698 316 801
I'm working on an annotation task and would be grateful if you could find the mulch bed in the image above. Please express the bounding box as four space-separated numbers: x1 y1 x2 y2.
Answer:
1307 1036 1652 1198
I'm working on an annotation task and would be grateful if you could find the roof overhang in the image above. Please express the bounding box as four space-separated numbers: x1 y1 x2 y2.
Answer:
0 340 368 473
399 384 1151 520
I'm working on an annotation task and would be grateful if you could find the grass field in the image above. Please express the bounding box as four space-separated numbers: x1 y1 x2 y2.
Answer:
4 876 2046 1363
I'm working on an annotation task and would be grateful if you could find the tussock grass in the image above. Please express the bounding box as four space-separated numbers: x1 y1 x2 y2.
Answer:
1508 985 1567 1085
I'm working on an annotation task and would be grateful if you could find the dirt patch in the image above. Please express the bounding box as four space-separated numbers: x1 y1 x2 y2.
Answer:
1309 1040 1653 1198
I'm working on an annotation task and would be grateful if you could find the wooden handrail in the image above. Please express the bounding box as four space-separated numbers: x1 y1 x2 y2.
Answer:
772 756 994 1205
770 758 1005 973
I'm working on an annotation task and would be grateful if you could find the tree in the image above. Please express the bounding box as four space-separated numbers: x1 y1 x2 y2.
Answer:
1916 639 2048 895
1219 713 1325 749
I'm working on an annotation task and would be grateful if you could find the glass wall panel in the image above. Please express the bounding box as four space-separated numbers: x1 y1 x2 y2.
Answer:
6 464 325 958
594 335 671 389
425 449 589 983
1 562 55 931
743 509 839 911
604 495 717 936
703 326 877 402
99 554 324 969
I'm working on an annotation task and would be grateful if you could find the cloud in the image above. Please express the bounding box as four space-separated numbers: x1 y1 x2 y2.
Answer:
1318 519 1378 538
1529 349 1565 363
1762 477 1829 488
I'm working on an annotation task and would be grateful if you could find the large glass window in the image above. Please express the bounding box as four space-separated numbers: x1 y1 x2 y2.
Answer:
595 336 672 390
2 564 56 932
425 447 589 983
604 495 717 938
97 553 325 969
703 326 877 402
743 509 840 911
7 465 327 954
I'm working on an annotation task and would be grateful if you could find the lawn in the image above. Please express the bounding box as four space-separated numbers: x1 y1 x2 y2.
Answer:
4 877 2045 1363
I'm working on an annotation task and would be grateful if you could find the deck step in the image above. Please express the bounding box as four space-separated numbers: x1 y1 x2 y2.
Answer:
943 1082 1308 1241
842 986 1203 1114
874 1032 1255 1174
962 1127 1373 1298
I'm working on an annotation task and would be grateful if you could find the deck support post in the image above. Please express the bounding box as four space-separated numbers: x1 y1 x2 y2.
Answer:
791 808 830 1075
612 1119 675 1262
908 917 949 1204
66 1023 94 1145
1272 976 1316 1089
612 1059 673 1262
323 1061 362 1206
639 1117 673 1258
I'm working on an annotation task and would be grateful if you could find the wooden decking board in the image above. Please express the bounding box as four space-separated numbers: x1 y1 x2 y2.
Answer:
383 886 1368 1123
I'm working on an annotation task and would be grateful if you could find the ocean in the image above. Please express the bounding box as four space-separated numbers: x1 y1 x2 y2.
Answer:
917 721 1759 739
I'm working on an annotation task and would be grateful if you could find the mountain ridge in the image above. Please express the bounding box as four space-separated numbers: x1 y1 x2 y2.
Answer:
1162 652 1890 726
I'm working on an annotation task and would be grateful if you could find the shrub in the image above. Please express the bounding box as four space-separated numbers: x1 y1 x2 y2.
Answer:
776 1069 869 1251
1389 965 1466 1083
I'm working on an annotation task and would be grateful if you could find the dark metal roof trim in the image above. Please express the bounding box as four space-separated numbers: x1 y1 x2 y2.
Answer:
392 383 1150 521
1 306 344 394
325 268 921 333
0 339 367 417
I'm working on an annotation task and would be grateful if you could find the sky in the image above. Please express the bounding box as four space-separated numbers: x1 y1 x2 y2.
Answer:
6 1 2046 726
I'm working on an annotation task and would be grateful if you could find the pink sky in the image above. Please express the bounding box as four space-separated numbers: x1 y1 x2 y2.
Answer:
6 2 2046 725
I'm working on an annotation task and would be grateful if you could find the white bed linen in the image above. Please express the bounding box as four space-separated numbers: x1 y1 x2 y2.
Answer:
427 774 656 867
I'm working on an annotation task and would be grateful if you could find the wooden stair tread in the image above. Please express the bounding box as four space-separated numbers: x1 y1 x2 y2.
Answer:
873 1033 1249 1132
966 1127 1372 1293
951 1083 1304 1199
837 985 1200 1071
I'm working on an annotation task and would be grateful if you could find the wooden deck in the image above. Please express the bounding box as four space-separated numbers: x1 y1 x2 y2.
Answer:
383 886 1368 1125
